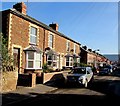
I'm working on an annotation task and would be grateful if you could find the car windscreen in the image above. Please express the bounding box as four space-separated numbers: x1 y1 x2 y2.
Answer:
71 68 86 74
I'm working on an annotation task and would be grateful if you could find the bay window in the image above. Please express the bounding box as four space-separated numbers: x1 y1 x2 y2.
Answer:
66 57 73 67
26 51 42 69
47 55 57 67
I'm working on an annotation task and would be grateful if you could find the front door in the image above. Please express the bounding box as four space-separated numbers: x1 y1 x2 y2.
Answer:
13 48 20 73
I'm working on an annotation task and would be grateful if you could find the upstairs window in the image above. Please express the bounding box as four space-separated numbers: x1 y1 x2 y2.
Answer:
74 44 77 54
48 34 53 48
66 41 70 52
30 26 37 44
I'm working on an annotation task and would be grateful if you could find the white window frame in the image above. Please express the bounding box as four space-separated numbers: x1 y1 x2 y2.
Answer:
66 57 73 67
66 41 70 52
47 55 57 68
48 34 53 48
52 55 57 67
74 44 76 54
26 51 42 69
47 55 53 66
30 26 37 45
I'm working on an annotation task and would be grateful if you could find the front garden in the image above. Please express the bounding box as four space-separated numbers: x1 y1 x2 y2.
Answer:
0 33 18 92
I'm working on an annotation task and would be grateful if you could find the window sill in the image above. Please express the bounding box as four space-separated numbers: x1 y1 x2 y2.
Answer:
25 68 42 70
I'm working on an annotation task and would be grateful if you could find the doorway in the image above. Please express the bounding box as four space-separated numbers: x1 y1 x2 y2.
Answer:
13 48 20 73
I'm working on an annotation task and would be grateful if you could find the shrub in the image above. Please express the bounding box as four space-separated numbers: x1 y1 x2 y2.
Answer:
74 62 92 67
0 33 15 71
42 63 49 73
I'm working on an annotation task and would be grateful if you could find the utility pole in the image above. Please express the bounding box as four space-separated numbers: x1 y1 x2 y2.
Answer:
26 0 29 14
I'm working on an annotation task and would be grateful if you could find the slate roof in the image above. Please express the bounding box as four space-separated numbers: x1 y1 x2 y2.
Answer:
24 45 42 53
2 9 80 45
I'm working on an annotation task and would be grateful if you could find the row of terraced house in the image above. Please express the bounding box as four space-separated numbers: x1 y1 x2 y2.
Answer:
1 2 110 75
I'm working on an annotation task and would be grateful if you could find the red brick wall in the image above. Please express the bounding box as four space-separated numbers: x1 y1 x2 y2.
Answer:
54 34 80 54
9 14 44 72
9 13 80 72
54 34 66 53
10 14 29 73
11 15 29 47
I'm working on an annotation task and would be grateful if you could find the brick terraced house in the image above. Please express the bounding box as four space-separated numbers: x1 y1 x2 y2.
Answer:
80 46 109 68
1 2 81 74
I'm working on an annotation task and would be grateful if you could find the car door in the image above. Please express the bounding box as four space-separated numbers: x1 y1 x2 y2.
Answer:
86 69 92 82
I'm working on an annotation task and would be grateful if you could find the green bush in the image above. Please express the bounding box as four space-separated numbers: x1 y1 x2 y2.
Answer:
0 33 15 71
74 62 91 67
42 63 49 73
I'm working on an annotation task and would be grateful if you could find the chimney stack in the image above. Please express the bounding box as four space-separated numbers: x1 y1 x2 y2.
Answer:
49 23 59 31
82 46 87 50
13 2 27 15
88 49 92 52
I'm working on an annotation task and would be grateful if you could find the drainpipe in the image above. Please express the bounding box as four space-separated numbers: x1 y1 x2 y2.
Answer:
59 54 60 69
43 29 45 65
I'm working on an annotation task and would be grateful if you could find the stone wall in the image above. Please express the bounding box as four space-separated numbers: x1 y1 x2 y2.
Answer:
1 71 18 93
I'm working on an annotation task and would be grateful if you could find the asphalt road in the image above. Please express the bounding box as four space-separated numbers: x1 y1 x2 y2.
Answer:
4 75 120 106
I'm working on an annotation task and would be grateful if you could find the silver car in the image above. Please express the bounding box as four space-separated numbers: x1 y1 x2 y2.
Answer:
67 67 94 87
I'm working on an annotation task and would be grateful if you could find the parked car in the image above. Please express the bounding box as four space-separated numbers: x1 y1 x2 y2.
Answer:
98 68 111 75
67 67 94 88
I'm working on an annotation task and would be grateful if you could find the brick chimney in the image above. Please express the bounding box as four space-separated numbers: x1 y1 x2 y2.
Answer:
49 23 59 31
13 2 27 15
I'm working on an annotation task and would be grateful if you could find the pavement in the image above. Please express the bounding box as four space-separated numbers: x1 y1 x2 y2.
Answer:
2 69 120 106
1 70 70 106
2 84 58 106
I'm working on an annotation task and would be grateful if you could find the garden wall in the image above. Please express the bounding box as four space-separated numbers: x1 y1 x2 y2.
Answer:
42 71 66 84
2 71 18 93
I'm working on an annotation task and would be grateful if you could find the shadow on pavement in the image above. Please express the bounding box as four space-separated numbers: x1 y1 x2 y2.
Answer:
45 74 120 97
2 92 120 106
2 70 120 106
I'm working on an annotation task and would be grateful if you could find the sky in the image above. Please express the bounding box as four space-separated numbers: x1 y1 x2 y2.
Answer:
1 1 118 55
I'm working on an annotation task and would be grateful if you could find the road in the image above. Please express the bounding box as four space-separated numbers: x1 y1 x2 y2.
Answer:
4 74 120 106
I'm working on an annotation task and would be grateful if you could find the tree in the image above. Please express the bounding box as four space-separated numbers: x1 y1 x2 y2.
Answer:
0 33 14 71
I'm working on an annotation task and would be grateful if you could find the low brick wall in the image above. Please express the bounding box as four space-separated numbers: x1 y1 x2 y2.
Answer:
1 71 18 93
42 71 65 84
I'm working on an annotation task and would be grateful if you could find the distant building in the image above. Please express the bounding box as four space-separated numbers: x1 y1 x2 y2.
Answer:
80 46 108 67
